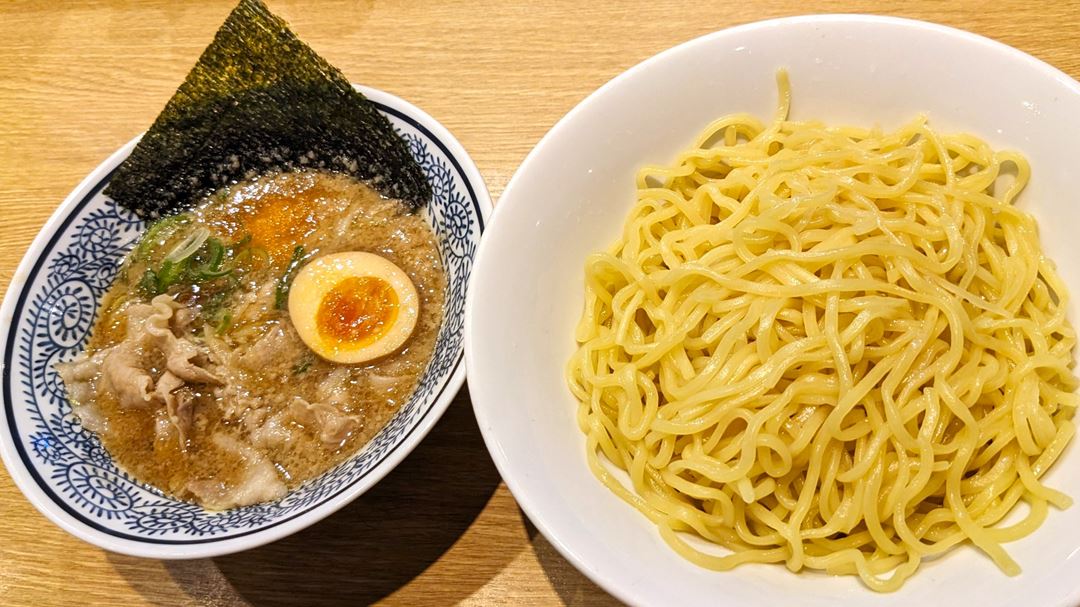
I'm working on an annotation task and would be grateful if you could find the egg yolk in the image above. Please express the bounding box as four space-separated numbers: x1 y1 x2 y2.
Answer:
316 276 399 347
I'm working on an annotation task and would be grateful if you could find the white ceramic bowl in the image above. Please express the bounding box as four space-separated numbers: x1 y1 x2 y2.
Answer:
466 15 1080 607
0 86 491 558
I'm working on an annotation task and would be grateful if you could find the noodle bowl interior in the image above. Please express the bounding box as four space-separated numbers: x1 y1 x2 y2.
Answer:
57 170 445 510
566 72 1078 591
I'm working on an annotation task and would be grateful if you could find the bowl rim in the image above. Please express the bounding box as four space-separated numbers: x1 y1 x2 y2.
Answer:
0 84 493 559
465 13 1080 607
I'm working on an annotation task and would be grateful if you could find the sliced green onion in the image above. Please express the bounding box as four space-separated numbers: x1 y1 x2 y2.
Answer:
193 238 231 280
293 356 314 375
274 245 306 310
214 311 233 335
164 227 210 263
204 238 225 270
137 213 190 258
138 268 161 296
156 259 184 287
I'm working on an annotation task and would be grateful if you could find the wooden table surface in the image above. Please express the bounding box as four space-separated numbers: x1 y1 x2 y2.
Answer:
3 1 1080 605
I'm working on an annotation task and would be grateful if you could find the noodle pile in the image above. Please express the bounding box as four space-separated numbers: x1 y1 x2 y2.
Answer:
567 72 1079 591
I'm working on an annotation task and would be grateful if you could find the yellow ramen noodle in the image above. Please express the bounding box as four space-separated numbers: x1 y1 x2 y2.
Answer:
567 72 1079 591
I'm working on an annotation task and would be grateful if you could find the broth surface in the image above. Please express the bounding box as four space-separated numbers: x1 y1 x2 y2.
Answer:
59 170 445 508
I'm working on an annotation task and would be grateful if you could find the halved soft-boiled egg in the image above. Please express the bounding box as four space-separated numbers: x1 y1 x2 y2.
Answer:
289 252 419 364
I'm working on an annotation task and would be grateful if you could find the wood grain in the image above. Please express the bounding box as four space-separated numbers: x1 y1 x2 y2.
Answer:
2 1 1080 605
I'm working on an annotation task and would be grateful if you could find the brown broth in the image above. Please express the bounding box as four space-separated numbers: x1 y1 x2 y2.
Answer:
73 171 445 506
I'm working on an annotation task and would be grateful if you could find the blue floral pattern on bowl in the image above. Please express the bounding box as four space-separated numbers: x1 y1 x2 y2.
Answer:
1 99 486 549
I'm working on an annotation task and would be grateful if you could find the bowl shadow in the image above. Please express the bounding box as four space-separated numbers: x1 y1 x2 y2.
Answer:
520 511 623 606
109 385 512 605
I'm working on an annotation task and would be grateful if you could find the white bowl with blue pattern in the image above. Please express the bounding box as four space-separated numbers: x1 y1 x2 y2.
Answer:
0 86 491 558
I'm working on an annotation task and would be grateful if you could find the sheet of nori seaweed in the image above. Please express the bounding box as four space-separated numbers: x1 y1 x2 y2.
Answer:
104 0 431 217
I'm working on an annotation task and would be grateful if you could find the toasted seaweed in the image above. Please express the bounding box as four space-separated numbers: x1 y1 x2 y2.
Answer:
105 0 430 218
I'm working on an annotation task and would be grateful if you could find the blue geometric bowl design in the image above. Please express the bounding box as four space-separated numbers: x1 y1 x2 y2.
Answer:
0 97 486 552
